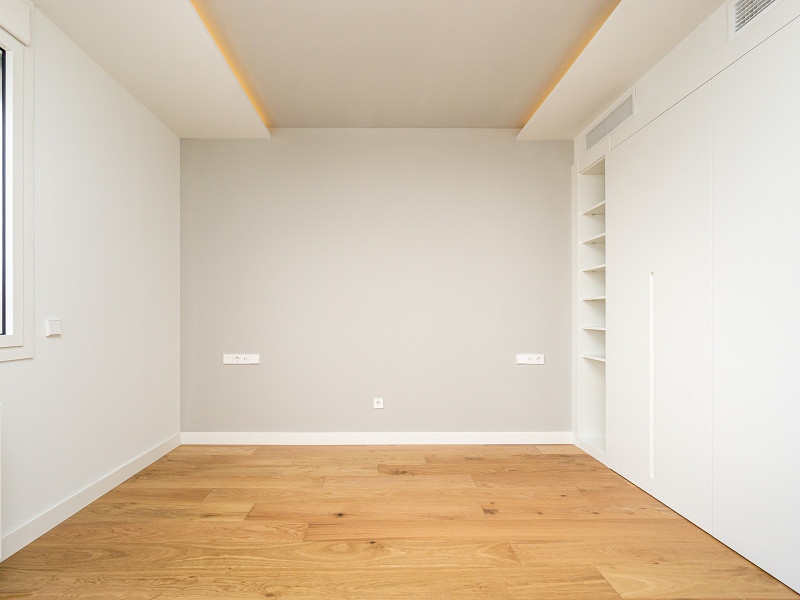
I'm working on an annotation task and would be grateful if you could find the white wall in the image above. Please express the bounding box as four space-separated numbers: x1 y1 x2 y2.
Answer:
181 131 572 437
0 11 180 556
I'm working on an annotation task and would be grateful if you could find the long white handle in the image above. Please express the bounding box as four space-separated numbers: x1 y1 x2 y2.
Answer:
649 271 655 480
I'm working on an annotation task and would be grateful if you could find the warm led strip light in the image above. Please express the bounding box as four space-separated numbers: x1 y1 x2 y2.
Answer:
189 0 272 133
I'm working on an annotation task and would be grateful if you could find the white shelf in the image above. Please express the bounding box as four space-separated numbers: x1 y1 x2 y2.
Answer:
582 201 606 216
582 263 606 273
577 160 606 464
582 354 607 363
581 232 606 245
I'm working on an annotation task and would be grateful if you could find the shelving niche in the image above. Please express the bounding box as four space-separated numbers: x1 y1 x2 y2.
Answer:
577 158 606 456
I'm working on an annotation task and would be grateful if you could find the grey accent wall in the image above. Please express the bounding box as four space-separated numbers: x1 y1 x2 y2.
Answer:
181 129 571 433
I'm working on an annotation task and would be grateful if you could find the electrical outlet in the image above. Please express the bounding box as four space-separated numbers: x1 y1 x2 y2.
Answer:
516 353 545 365
373 398 384 409
223 354 261 365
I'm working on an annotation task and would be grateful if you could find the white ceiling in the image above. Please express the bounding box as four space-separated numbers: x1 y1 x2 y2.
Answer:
192 0 619 129
518 0 729 140
33 0 731 138
33 0 269 138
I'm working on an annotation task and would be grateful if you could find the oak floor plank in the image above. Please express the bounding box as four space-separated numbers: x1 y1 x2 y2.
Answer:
375 461 607 476
168 445 259 455
321 474 477 491
33 521 308 545
187 465 379 477
28 568 620 600
252 445 429 465
512 540 755 566
578 484 668 504
97 488 213 503
8 540 522 572
598 563 799 599
121 475 326 489
422 455 603 469
303 518 711 543
151 454 426 468
248 500 487 522
471 468 623 483
202 486 486 504
420 444 544 461
483 485 596 507
480 495 678 520
130 463 200 478
535 444 588 455
68 501 255 523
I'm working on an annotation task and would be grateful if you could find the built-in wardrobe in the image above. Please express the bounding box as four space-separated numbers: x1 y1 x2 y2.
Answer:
575 10 800 593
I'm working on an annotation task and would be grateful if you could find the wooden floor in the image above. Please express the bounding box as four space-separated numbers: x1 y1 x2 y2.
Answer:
1 445 797 599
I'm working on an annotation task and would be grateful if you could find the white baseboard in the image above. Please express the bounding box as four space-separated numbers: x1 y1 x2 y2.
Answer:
1 433 181 560
180 431 574 445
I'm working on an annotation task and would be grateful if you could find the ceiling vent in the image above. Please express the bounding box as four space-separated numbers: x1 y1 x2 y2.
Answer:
585 94 634 151
732 0 780 33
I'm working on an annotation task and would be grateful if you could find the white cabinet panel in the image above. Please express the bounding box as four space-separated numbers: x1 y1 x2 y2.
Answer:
606 130 653 493
712 17 800 592
606 86 714 519
650 85 713 532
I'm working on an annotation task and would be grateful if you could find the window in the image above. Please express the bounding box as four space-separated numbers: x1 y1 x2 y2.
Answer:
1 46 6 336
0 17 33 362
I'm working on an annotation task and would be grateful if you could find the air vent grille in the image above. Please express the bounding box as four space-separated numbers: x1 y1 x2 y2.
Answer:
733 0 778 33
585 120 609 151
585 94 635 151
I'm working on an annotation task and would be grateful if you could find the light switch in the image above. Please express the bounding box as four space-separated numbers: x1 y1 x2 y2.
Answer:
45 319 62 337
223 354 260 365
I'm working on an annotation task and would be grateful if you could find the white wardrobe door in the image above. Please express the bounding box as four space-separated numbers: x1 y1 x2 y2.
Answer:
606 127 653 492
712 17 800 592
650 84 713 532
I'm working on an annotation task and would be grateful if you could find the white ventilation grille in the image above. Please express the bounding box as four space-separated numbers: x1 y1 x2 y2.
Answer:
733 0 779 33
585 94 634 151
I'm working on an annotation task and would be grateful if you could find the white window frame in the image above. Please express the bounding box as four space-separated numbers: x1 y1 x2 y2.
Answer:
0 14 33 362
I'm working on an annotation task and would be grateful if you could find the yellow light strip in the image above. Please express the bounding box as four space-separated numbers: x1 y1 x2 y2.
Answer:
521 0 623 127
190 0 272 132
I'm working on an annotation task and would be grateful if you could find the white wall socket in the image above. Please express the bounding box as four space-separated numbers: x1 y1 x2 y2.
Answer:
223 354 260 365
516 353 545 365
373 398 384 409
